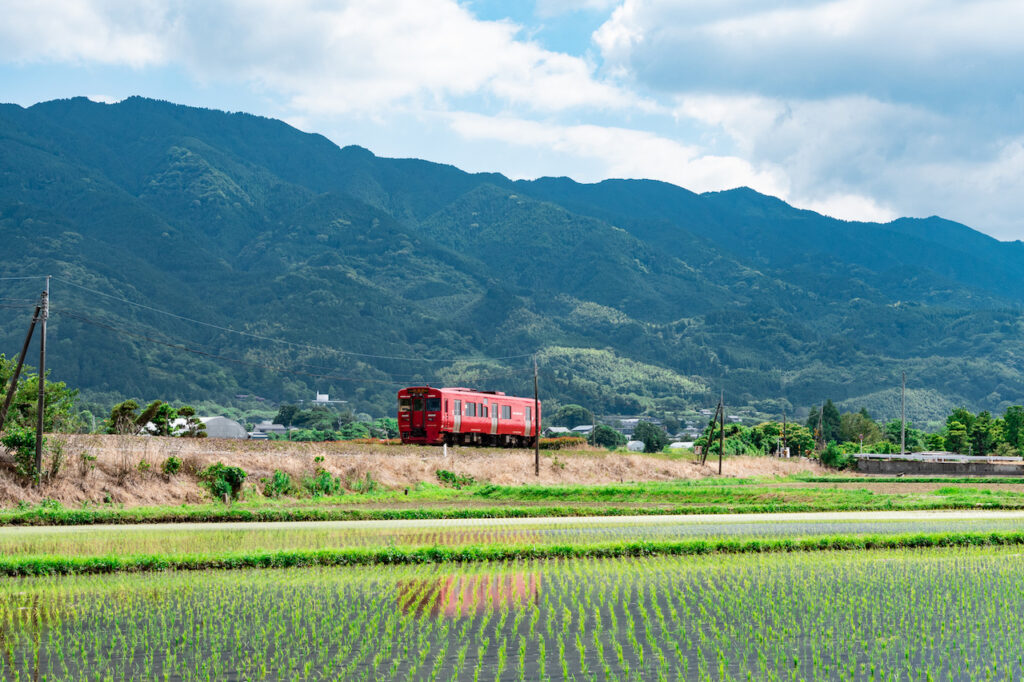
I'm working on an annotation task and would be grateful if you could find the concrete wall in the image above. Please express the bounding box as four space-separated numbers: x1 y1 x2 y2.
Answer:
857 459 1024 476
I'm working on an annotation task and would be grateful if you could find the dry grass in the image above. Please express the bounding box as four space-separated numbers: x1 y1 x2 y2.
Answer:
0 435 827 508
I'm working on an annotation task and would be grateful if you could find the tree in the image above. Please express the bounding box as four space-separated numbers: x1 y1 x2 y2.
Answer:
1002 406 1024 450
662 415 681 434
273 404 300 427
177 406 207 438
806 400 840 444
148 403 179 436
550 404 594 429
0 355 79 432
592 424 627 448
883 420 925 452
839 411 882 445
970 410 1000 456
634 421 668 453
372 417 398 439
945 420 970 454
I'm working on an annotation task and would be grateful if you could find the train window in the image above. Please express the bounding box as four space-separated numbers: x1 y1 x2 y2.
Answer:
526 406 532 421
412 398 424 411
501 405 511 420
481 405 489 418
466 403 477 417
399 398 411 412
444 400 449 414
454 399 461 414
426 397 441 412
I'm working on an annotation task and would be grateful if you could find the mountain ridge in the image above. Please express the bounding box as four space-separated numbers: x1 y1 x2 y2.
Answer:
1 96 1023 425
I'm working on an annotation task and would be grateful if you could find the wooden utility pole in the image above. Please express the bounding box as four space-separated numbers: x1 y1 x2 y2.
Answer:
901 371 906 456
533 356 540 476
718 390 724 475
0 302 42 433
782 410 787 458
34 276 49 481
817 404 825 451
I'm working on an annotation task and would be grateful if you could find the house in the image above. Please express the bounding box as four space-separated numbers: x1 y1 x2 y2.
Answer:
251 420 291 437
545 426 571 436
571 425 594 435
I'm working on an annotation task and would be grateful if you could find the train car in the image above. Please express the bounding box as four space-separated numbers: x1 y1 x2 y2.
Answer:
397 386 540 447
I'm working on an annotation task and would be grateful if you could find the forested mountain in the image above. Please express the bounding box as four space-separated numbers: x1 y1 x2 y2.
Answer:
1 96 1022 424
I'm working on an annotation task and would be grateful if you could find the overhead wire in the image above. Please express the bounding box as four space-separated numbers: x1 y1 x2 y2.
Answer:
55 310 535 387
52 276 536 363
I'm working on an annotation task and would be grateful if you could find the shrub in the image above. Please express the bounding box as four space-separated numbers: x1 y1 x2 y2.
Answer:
197 462 247 501
2 427 41 482
437 469 475 489
161 456 182 476
262 470 295 498
349 472 379 494
539 437 587 450
303 469 342 497
820 441 855 470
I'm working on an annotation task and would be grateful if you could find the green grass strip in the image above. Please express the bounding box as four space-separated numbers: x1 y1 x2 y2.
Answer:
3 497 1023 526
795 476 1024 484
5 531 1024 577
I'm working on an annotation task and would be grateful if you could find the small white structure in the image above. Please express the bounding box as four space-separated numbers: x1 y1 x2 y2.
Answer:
315 392 330 403
545 426 571 436
669 441 695 450
626 440 645 452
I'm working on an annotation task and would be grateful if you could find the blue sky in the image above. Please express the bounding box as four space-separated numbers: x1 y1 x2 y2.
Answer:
3 0 1024 239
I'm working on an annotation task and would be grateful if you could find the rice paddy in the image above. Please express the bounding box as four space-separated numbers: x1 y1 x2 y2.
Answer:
3 546 1024 681
2 512 1024 560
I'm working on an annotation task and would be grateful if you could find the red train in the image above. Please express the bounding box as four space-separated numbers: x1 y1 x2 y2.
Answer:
397 386 540 447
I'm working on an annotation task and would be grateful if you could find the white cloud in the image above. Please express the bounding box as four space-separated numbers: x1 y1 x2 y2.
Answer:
535 0 622 18
0 0 636 115
446 111 789 196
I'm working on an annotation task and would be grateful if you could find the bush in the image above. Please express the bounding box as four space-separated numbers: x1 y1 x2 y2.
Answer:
262 469 295 498
2 427 41 482
302 469 341 497
161 456 182 476
820 441 855 470
539 437 587 450
197 462 247 501
349 472 379 494
437 469 475 489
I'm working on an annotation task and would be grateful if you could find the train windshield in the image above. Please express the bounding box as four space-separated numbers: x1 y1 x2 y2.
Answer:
411 398 424 411
426 397 441 412
398 398 411 412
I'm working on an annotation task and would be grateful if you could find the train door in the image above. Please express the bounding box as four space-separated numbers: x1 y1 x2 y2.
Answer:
490 403 499 435
454 400 462 433
410 396 426 436
524 405 532 437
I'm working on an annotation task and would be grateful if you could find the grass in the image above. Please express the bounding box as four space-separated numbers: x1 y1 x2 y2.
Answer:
5 476 1024 526
4 530 1024 576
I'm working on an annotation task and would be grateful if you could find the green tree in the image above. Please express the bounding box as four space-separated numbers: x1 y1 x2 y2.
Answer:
592 424 627 448
970 410 1001 456
550 404 595 429
806 400 840 444
839 411 882 445
0 355 79 432
177 406 207 438
148 403 179 436
1002 406 1024 450
945 420 970 454
372 417 398 438
633 421 669 453
273 404 300 427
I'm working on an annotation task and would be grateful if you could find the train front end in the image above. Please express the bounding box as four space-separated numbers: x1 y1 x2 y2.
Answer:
397 386 445 445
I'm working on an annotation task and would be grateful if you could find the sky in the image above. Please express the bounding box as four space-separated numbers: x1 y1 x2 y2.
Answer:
2 0 1024 240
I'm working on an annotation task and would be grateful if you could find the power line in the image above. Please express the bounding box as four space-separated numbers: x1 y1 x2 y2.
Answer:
52 276 535 363
56 310 534 387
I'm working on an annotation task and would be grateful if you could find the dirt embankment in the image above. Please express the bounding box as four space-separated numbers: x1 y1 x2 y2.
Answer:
0 435 826 508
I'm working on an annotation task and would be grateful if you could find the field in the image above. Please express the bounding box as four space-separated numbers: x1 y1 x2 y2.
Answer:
5 437 1024 679
4 546 1024 681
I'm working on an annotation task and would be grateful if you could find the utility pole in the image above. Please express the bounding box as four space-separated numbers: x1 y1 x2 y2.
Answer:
901 368 909 454
782 410 788 458
0 302 42 433
533 356 540 476
817 404 825 451
34 276 49 482
718 389 725 475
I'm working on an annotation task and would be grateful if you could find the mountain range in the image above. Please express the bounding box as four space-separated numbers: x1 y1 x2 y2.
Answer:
1 96 1022 425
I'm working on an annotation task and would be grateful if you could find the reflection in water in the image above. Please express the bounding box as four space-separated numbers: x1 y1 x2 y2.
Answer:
400 572 540 617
